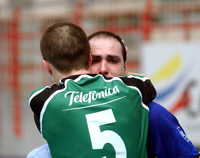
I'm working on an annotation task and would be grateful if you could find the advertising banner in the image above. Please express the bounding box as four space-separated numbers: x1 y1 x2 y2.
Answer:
142 42 200 145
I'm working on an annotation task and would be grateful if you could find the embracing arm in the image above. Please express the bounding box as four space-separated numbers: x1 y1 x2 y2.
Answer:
147 101 199 158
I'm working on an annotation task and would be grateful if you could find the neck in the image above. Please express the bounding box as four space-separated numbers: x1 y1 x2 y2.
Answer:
54 69 90 84
68 69 90 76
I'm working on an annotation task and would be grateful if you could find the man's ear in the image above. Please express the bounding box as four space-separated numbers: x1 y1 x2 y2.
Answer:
43 60 52 74
89 54 92 67
124 65 128 75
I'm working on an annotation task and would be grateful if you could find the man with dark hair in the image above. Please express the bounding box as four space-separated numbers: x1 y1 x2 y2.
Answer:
29 22 156 158
88 31 200 158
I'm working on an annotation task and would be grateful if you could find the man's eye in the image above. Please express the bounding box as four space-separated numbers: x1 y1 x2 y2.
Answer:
92 59 98 64
109 59 117 64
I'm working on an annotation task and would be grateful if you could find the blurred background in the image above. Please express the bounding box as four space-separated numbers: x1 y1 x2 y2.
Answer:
0 0 200 157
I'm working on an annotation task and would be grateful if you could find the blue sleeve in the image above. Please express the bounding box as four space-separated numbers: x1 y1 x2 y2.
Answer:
147 102 199 158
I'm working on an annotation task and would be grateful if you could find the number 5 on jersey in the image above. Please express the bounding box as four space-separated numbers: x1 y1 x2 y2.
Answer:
86 109 127 158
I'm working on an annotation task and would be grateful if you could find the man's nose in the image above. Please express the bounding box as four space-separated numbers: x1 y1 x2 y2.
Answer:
99 61 108 76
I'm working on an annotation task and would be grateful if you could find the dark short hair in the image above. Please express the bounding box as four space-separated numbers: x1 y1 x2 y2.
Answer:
88 31 127 63
40 21 90 73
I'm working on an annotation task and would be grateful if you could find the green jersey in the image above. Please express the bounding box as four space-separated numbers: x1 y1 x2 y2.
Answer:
29 74 156 158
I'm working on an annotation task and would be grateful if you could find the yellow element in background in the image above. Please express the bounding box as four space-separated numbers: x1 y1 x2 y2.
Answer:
151 53 183 84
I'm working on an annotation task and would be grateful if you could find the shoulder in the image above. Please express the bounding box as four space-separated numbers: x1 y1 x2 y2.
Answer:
29 83 62 103
149 101 179 125
122 74 155 93
124 73 150 82
30 86 47 98
26 144 50 158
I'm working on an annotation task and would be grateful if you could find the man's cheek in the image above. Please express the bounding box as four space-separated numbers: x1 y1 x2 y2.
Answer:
90 66 98 73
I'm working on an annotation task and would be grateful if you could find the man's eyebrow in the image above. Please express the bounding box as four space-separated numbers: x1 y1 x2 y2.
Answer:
107 55 121 60
91 54 100 58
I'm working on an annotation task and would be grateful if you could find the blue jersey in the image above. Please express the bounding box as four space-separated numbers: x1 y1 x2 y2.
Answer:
147 102 199 158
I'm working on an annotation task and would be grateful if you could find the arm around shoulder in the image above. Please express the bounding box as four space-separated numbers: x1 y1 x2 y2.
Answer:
147 102 199 158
